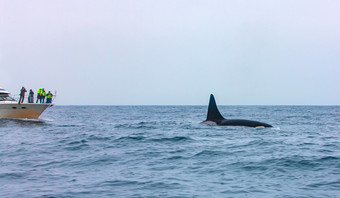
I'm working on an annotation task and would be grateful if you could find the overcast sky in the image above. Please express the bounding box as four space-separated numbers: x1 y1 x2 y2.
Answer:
1 0 339 105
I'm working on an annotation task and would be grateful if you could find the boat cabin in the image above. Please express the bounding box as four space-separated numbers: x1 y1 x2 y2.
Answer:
0 87 16 102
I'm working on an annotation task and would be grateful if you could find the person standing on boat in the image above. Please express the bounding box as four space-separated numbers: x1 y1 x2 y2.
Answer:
41 88 46 103
18 86 27 104
28 89 34 103
46 91 53 103
36 88 42 103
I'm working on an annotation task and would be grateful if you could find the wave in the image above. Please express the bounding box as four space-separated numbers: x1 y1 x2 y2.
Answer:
63 139 90 151
193 150 231 158
307 179 340 188
230 155 340 172
0 172 26 179
114 135 193 144
87 134 111 141
150 136 193 143
97 179 145 187
67 139 88 145
57 124 83 128
114 123 157 130
163 155 186 160
114 121 197 130
115 135 146 141
271 156 340 169
39 117 54 122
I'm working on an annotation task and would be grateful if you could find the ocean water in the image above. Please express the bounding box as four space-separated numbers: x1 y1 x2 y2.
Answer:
1 105 340 198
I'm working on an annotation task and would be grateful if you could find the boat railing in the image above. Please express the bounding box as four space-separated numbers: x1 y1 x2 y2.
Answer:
11 93 57 104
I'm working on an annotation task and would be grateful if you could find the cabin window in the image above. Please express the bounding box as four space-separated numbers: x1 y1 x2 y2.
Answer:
0 96 16 101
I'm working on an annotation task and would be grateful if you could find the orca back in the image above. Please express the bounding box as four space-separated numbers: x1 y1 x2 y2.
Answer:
203 94 272 127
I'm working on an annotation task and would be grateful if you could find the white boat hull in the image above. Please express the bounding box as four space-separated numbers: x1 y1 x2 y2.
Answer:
0 102 51 119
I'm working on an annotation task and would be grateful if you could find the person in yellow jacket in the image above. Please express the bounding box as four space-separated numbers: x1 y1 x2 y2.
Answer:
36 88 42 103
41 88 47 103
46 91 53 103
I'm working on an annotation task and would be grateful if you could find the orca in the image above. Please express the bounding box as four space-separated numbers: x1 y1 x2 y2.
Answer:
202 94 272 128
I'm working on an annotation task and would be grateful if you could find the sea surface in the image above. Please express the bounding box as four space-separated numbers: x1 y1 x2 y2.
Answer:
1 105 340 198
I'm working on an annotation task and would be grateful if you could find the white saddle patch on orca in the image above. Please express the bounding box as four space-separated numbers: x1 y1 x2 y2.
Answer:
201 121 217 125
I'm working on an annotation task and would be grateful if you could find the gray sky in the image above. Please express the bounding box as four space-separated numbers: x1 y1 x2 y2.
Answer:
1 0 339 105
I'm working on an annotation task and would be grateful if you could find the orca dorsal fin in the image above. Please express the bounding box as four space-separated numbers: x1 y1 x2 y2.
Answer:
206 94 224 121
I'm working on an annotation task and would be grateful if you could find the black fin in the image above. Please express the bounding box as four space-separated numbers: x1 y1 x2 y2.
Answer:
206 94 224 121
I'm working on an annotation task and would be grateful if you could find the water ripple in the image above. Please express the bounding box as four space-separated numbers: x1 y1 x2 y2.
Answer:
1 105 340 197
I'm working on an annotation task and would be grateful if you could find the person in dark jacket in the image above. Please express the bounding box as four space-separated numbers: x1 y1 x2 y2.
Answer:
18 86 27 104
28 89 34 103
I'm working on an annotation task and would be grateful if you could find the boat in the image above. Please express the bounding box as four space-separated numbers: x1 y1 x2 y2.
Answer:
0 87 54 119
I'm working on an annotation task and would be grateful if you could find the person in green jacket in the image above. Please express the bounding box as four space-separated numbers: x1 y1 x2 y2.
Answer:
46 91 53 103
41 88 46 103
36 88 42 103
